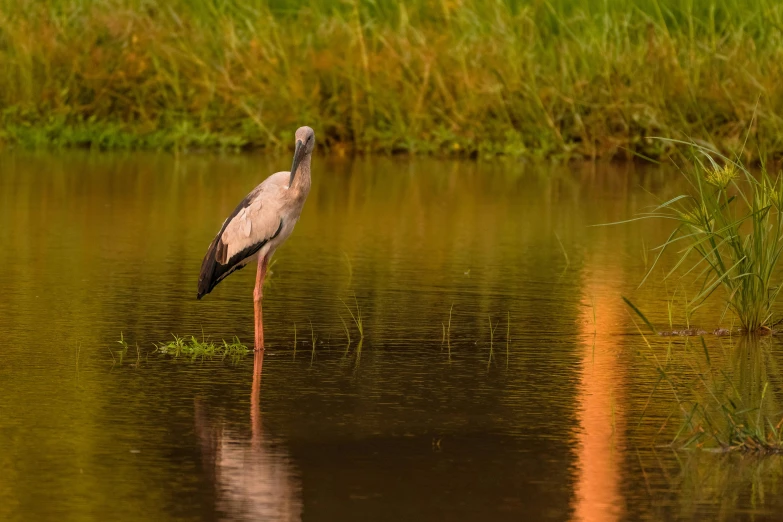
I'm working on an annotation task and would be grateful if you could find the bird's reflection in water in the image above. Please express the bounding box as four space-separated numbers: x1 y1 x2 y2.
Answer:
195 355 302 521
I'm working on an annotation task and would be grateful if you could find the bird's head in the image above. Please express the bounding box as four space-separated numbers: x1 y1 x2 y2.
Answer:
295 126 315 154
290 126 315 181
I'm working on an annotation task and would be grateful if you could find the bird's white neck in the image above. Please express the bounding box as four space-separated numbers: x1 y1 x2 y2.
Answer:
289 155 312 193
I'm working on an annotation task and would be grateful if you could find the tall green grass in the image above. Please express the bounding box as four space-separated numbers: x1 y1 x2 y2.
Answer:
640 140 783 331
3 0 783 158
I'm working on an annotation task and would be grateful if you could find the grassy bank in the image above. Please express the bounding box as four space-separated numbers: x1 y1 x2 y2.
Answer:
2 0 783 159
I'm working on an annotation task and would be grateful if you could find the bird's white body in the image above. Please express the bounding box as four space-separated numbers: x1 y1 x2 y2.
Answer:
218 170 310 273
198 126 315 350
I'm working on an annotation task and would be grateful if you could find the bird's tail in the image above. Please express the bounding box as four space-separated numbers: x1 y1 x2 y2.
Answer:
197 237 220 299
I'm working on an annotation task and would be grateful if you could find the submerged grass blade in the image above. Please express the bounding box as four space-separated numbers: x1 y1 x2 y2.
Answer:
622 296 657 334
340 295 364 339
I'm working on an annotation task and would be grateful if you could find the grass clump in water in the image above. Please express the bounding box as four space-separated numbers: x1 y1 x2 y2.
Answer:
153 334 249 362
634 142 783 332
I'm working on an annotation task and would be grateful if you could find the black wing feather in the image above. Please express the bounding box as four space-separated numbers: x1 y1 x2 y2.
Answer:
197 193 283 299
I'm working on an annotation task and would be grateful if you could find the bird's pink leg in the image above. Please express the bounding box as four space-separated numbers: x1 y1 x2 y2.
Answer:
253 255 269 351
250 348 264 447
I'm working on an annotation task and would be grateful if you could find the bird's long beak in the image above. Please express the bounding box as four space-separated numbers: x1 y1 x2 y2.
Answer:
289 139 305 187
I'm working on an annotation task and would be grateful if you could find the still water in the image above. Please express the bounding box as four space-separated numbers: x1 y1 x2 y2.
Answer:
1 152 782 521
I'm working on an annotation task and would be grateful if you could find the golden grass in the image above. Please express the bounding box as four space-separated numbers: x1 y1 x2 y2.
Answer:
2 0 783 159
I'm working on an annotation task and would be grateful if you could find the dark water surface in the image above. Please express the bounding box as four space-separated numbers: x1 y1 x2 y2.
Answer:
1 152 783 521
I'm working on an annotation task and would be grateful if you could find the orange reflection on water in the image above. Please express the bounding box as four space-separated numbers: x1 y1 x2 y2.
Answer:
573 268 627 522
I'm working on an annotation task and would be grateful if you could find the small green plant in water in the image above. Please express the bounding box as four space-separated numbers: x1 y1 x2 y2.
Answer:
624 141 783 332
340 295 364 339
153 334 249 362
112 332 131 364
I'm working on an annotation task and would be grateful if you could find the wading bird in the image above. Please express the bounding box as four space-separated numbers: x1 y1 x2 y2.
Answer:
197 126 315 351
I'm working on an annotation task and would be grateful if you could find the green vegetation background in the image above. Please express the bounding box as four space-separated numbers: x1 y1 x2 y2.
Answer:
2 0 782 159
